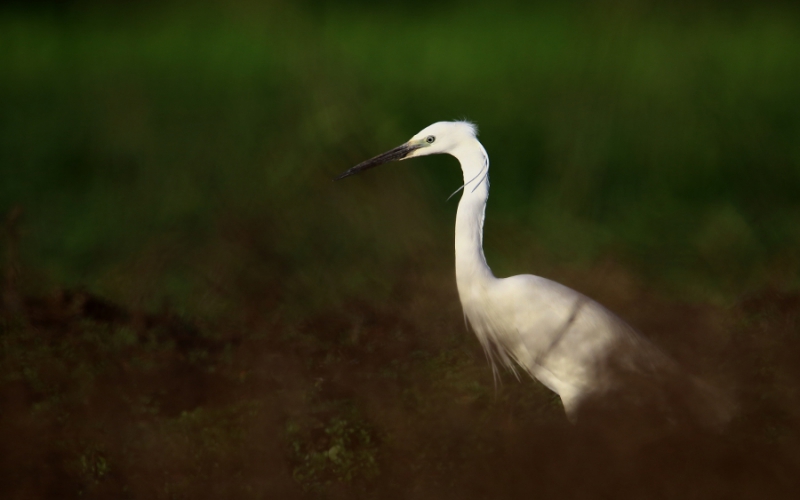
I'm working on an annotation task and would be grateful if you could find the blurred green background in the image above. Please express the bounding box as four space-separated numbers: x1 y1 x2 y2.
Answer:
3 0 798 306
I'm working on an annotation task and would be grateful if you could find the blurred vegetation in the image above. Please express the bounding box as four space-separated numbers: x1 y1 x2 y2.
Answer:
1 0 799 302
1 0 800 498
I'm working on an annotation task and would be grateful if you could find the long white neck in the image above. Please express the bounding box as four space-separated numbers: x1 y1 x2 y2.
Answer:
451 140 495 301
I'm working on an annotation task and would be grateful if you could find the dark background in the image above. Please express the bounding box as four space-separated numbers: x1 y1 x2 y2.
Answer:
1 0 799 498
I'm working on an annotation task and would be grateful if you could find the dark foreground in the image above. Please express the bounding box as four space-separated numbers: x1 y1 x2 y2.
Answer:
1 258 799 499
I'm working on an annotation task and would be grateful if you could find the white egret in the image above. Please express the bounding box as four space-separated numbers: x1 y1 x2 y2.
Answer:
336 121 726 423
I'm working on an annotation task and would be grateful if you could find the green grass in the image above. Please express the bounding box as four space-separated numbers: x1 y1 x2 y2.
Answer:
1 1 799 303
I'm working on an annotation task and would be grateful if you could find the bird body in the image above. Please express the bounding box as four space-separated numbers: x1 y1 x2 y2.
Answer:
444 125 647 415
336 121 726 422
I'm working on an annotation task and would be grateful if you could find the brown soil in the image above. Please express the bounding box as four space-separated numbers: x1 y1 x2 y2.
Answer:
1 265 798 499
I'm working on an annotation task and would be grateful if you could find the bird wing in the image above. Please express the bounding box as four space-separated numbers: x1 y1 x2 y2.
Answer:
467 274 733 425
467 274 668 412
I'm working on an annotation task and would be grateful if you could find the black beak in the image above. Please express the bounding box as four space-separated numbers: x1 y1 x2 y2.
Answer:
334 142 422 181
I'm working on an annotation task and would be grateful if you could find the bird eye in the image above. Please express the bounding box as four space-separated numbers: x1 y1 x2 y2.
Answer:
426 136 435 144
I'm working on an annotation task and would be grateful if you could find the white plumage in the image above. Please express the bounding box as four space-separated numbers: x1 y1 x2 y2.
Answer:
336 121 727 423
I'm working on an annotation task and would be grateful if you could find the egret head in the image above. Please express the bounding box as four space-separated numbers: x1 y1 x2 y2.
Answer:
334 121 478 180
